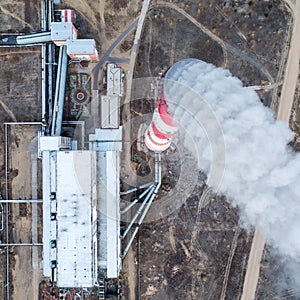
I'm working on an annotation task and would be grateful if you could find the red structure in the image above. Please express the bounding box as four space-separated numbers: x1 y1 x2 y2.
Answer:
144 91 177 152
60 9 76 23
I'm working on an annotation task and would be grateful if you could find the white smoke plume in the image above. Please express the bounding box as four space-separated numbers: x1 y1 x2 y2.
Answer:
164 59 300 281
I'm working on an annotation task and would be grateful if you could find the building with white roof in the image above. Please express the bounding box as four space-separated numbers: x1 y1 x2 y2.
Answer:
100 64 124 129
41 61 124 288
43 150 98 287
51 22 77 46
42 127 122 287
67 39 99 61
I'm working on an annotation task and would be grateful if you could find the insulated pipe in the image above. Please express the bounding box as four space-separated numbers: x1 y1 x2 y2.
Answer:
120 153 162 259
47 0 54 124
41 0 46 31
120 184 154 214
0 200 43 203
120 183 160 259
0 243 43 247
42 43 47 121
47 43 54 123
54 45 68 136
0 203 3 231
120 182 154 195
121 185 156 239
154 153 161 183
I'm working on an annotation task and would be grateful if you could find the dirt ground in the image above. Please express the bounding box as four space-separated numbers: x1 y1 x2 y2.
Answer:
0 1 42 296
59 0 142 54
131 1 294 299
0 0 40 33
0 0 298 299
8 124 43 300
290 62 300 147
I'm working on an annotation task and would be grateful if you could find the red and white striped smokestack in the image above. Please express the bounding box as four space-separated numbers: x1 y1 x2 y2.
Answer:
144 91 177 152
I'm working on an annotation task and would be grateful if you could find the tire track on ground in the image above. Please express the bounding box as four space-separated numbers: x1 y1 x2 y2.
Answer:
0 100 17 122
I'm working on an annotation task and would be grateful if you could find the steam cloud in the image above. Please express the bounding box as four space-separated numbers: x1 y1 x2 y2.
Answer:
164 59 300 286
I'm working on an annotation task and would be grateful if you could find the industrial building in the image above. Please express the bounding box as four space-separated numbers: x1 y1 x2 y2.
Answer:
16 18 98 62
41 128 122 287
1 1 176 297
67 39 99 61
37 45 173 292
40 61 124 287
101 63 124 129
17 6 125 289
42 149 98 287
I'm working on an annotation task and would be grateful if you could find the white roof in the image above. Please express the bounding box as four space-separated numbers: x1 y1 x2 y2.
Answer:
51 22 76 41
107 64 123 96
42 149 121 284
100 95 119 129
56 151 96 287
97 151 121 278
89 127 122 151
42 151 52 277
67 39 95 54
39 136 71 151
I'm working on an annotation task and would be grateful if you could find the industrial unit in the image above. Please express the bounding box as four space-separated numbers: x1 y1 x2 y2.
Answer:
41 128 122 287
144 92 178 152
101 63 124 129
40 61 124 287
16 18 98 62
16 4 124 289
1 0 177 296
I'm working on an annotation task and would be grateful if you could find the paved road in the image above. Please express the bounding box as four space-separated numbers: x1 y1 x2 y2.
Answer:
122 0 151 186
241 2 300 299
92 19 138 90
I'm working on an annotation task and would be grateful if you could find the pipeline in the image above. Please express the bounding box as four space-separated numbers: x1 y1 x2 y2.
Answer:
120 184 154 214
120 182 154 196
120 153 161 259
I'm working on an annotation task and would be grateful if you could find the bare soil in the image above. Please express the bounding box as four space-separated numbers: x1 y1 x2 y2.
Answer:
0 0 297 299
0 3 42 294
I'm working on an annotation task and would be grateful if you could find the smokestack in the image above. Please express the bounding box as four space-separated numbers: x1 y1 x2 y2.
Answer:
144 87 177 152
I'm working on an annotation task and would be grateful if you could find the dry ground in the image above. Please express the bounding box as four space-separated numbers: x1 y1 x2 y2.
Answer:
0 2 42 296
0 0 298 299
8 124 43 300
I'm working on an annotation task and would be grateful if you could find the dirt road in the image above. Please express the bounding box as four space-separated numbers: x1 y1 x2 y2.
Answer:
241 1 300 299
241 229 265 300
277 0 300 121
